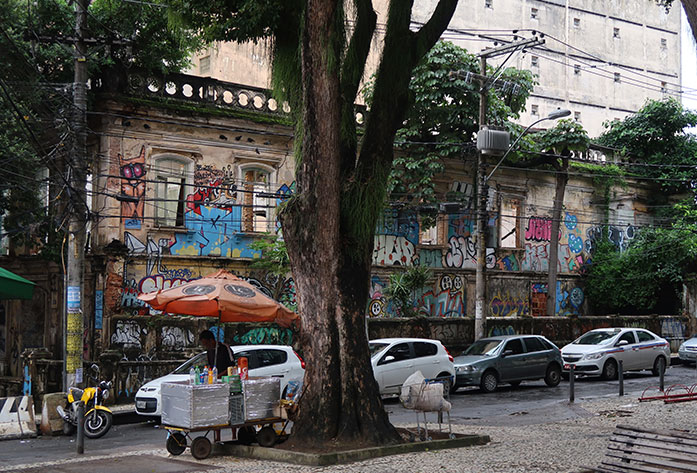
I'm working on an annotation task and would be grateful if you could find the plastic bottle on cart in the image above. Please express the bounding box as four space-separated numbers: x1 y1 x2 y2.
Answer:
212 366 218 383
207 366 214 384
189 366 196 385
194 366 201 385
203 366 209 384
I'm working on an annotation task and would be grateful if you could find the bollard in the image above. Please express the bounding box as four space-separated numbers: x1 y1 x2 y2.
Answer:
618 360 624 397
569 365 575 403
76 401 85 454
660 360 665 392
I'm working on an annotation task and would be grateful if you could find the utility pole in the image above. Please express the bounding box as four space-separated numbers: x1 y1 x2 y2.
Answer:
65 0 90 388
474 56 488 341
473 36 545 340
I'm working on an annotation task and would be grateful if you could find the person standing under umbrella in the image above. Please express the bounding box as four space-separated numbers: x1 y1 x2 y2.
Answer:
199 330 235 377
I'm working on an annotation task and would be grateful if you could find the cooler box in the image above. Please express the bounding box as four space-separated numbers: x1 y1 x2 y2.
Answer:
243 377 280 420
161 381 230 428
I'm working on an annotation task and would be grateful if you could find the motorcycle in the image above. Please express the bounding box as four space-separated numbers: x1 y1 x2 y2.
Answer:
57 364 114 439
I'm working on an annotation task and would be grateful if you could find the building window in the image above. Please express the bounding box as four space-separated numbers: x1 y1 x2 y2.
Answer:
531 56 539 68
154 156 193 227
614 72 621 83
613 27 620 38
573 18 580 28
199 56 210 74
574 64 581 75
240 167 274 233
485 0 492 8
419 222 439 246
499 198 521 248
531 104 539 116
661 38 667 48
574 111 581 121
531 7 538 19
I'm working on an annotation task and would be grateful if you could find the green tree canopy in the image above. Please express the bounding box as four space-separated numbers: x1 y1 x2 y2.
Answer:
389 40 535 210
596 98 697 193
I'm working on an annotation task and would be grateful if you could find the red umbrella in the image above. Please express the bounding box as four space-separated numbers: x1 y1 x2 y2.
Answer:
138 270 299 328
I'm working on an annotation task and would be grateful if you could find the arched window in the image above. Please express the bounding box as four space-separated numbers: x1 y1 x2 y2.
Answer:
153 155 193 227
238 164 276 233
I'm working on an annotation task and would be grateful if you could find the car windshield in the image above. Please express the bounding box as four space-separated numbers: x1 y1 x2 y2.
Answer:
369 342 389 357
575 330 620 345
172 352 207 374
463 340 502 356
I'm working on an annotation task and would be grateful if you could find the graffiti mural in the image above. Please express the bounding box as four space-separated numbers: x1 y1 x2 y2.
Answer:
111 320 143 348
232 327 294 345
161 327 195 348
419 274 465 317
555 282 584 317
119 146 147 229
525 216 552 242
418 248 443 268
521 212 590 275
489 291 530 317
373 209 419 266
368 276 389 317
488 325 516 337
586 224 636 253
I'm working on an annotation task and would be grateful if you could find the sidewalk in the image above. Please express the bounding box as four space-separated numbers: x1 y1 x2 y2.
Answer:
8 394 697 473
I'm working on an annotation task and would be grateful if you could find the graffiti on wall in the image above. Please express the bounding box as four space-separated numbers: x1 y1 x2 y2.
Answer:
555 281 584 317
232 327 294 345
111 320 143 348
521 212 590 274
489 291 530 317
368 276 389 317
373 209 419 266
488 325 516 337
419 274 465 317
119 146 147 230
586 224 636 253
161 327 195 347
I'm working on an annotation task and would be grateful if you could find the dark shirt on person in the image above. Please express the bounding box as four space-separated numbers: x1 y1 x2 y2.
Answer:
206 341 235 376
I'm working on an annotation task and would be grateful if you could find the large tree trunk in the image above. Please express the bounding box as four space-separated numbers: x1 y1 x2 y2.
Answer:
546 156 569 316
280 0 457 450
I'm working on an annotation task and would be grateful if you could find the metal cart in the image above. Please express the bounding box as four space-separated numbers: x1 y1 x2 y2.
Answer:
400 375 454 441
161 378 291 459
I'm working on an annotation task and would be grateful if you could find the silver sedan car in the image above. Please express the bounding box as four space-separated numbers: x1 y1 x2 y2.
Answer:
678 336 697 364
561 328 670 380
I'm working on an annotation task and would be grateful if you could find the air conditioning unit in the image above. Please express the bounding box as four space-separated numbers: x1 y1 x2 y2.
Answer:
477 127 510 156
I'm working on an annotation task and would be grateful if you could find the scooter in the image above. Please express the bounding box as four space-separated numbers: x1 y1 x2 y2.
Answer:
57 364 114 439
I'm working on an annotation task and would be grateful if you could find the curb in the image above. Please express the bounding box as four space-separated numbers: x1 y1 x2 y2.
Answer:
214 434 490 466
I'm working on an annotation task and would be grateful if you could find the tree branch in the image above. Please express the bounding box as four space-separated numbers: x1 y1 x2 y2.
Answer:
340 0 376 106
412 0 458 60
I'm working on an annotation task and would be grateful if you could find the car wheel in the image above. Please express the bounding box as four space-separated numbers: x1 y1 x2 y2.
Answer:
652 356 667 376
436 372 453 397
480 370 498 393
544 364 561 387
509 381 521 388
601 359 618 380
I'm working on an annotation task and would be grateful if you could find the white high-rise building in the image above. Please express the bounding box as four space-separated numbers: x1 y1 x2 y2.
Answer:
188 0 683 137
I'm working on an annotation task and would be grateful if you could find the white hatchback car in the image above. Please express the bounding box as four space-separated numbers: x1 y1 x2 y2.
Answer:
561 328 670 380
135 344 305 417
369 338 455 397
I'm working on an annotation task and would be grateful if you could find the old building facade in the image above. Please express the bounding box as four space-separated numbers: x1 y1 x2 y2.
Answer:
0 70 689 398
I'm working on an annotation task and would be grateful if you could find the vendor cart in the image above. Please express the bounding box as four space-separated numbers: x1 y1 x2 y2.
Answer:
161 377 293 459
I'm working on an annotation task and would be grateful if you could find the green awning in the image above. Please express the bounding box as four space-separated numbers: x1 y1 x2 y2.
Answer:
0 266 35 300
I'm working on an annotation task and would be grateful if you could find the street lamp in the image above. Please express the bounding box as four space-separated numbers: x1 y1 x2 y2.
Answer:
485 108 571 182
473 107 571 340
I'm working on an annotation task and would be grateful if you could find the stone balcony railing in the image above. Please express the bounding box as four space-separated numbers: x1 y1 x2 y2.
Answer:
93 70 367 125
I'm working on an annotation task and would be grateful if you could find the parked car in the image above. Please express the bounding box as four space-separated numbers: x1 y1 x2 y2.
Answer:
561 328 670 380
678 336 697 364
134 344 305 417
453 335 563 393
369 338 455 397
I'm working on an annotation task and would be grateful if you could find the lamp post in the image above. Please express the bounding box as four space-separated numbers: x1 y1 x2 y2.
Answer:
473 108 571 340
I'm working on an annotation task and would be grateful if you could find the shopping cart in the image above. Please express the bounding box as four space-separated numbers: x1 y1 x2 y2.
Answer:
400 373 454 441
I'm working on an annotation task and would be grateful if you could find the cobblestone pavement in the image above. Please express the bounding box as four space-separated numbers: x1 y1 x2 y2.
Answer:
2 395 694 473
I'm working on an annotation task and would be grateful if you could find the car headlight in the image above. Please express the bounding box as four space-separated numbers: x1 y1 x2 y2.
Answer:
583 352 604 361
456 365 478 373
679 344 685 351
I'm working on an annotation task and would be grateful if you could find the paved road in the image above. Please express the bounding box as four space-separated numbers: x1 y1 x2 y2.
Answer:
1 363 697 468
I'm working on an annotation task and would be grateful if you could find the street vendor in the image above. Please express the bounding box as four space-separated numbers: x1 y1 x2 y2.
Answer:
199 329 235 377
